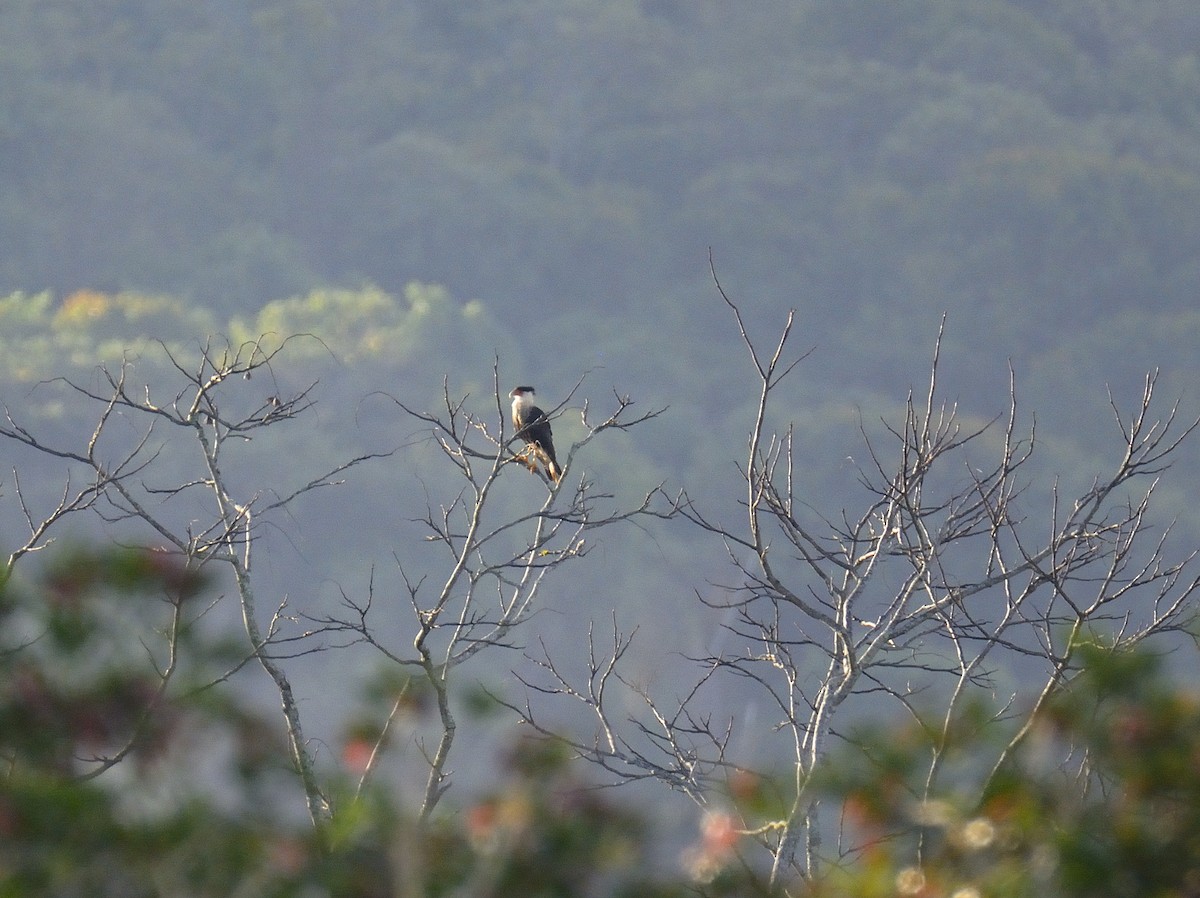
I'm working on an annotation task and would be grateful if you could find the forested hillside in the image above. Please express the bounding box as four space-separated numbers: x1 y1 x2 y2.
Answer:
5 0 1200 470
3 0 1197 516
6 1 1200 333
3 2 1200 890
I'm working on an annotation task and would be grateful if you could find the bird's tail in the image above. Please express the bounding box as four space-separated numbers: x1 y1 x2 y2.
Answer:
547 459 561 483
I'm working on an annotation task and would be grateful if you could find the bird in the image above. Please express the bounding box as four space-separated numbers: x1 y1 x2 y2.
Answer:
509 386 561 483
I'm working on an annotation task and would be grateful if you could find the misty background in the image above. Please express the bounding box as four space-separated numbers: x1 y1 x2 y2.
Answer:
3 0 1199 836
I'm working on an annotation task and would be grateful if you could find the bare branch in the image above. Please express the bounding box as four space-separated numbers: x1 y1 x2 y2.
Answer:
536 284 1200 885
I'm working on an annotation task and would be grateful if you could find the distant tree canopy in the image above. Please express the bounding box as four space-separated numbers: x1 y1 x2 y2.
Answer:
0 283 510 387
4 0 1200 351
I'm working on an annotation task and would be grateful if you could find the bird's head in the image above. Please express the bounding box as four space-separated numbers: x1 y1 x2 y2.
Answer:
509 386 536 399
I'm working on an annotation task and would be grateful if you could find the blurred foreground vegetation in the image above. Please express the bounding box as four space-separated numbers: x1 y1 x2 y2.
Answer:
5 543 1200 896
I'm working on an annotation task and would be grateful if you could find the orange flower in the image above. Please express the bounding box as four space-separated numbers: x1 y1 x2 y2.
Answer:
341 737 374 775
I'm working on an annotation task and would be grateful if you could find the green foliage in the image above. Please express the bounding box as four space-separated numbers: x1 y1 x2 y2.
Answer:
8 542 1200 896
0 546 273 897
0 289 219 381
6 0 1200 348
0 283 514 389
806 641 1200 897
0 544 690 896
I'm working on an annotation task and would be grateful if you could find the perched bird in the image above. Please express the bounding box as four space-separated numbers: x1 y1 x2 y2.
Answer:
509 386 561 483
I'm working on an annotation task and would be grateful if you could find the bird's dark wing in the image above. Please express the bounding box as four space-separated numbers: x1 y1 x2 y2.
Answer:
519 405 558 466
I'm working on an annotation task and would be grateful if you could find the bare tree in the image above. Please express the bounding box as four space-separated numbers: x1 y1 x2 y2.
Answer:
1 337 387 828
509 267 1200 890
2 338 680 847
311 367 680 822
